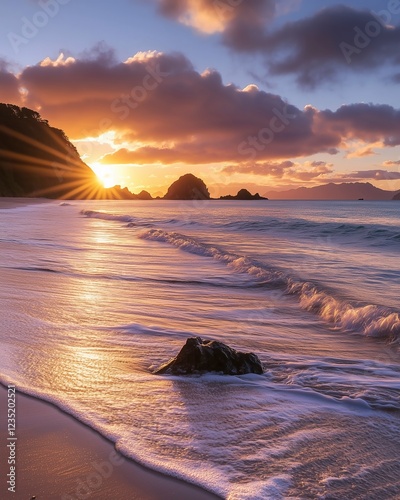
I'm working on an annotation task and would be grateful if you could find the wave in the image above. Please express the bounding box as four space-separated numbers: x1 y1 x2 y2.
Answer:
80 209 155 228
80 209 135 223
13 266 61 274
138 229 400 342
80 209 400 248
221 219 400 247
265 353 400 411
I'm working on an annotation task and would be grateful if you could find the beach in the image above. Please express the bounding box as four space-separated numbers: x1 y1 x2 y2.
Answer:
0 200 399 499
0 198 51 210
0 385 220 499
0 200 219 500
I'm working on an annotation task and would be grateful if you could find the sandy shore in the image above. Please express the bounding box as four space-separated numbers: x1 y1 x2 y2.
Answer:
0 386 220 500
0 197 52 209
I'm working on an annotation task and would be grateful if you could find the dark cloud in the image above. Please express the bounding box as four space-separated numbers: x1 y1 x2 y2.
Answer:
8 50 400 165
261 6 400 87
153 2 400 88
341 169 400 181
0 61 21 104
318 103 400 146
19 50 334 161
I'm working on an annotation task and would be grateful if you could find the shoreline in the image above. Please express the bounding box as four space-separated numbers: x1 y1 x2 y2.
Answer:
0 198 52 210
0 385 221 499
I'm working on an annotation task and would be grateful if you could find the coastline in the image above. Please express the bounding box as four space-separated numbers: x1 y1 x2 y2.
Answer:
0 198 51 210
0 385 220 499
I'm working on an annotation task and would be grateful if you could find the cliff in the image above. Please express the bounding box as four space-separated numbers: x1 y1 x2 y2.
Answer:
0 103 100 199
0 104 152 200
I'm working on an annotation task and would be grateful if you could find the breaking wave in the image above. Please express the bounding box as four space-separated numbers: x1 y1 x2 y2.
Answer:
138 228 400 341
80 209 155 228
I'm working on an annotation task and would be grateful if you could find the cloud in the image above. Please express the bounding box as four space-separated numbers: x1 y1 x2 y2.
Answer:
0 61 21 104
262 6 400 87
222 160 333 181
346 148 376 158
383 159 400 166
317 103 400 146
154 0 277 36
7 49 400 166
101 145 219 164
153 3 400 88
340 169 400 181
222 160 294 176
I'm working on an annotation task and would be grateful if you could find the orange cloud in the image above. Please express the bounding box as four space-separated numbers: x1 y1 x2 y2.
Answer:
2 50 399 168
222 160 333 181
154 0 276 34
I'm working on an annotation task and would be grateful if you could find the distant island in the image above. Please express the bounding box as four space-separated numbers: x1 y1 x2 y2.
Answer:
163 173 210 200
265 182 398 201
220 189 267 200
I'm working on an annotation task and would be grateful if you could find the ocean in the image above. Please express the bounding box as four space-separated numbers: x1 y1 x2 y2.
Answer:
0 200 399 499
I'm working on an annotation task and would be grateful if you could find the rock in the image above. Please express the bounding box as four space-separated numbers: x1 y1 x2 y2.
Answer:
137 190 153 200
393 192 400 200
164 173 210 200
155 337 264 375
220 189 268 200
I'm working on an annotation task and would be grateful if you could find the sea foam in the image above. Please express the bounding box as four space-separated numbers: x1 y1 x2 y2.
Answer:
138 228 400 341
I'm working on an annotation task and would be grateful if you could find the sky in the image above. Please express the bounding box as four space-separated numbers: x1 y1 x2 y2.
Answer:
1 0 400 197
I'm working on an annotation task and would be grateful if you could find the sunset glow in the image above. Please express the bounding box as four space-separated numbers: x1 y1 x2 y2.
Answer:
1 1 400 196
91 162 117 189
2 3 400 499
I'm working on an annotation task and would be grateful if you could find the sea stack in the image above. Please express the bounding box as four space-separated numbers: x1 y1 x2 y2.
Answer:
163 173 210 200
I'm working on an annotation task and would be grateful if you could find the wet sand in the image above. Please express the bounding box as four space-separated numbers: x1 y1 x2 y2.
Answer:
0 386 220 499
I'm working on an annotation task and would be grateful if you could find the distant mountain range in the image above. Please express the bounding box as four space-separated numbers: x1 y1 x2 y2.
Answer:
265 182 400 201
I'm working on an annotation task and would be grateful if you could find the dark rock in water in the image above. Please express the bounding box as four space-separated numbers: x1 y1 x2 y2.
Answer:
155 337 264 375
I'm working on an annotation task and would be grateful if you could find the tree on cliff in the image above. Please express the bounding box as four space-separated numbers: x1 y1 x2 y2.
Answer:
0 103 98 198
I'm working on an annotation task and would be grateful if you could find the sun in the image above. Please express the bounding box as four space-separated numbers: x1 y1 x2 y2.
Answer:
90 162 116 188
